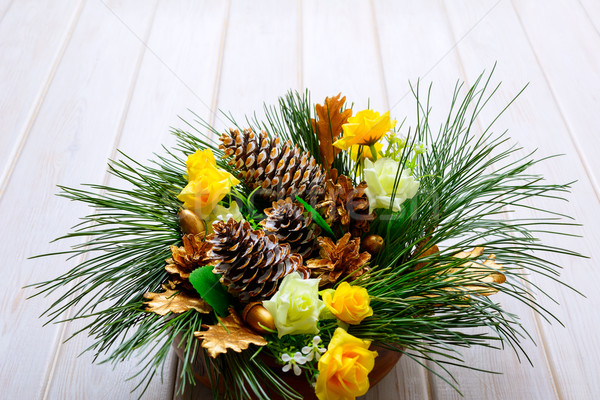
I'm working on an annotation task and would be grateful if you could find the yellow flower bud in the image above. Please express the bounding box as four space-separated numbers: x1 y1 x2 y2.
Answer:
315 328 378 400
322 282 373 325
177 149 240 218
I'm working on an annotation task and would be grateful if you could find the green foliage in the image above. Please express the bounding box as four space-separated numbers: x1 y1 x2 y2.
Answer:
28 67 583 398
189 266 231 317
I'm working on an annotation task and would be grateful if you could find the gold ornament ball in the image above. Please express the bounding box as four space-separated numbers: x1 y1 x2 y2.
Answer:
362 234 385 256
179 209 206 237
242 302 276 335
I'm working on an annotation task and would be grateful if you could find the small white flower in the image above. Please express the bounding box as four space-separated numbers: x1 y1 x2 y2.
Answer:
301 336 327 362
414 143 427 154
281 351 308 376
312 336 322 346
294 351 308 364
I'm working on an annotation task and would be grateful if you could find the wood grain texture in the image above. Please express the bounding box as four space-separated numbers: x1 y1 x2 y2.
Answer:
0 0 163 398
0 0 83 194
510 0 600 196
442 1 600 398
302 0 387 111
374 2 559 399
212 0 299 133
1 0 599 399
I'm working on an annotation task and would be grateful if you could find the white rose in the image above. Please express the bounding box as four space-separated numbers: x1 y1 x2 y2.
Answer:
263 272 324 338
363 157 419 213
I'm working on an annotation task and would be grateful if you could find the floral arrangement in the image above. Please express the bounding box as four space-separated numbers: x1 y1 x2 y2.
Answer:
31 70 581 400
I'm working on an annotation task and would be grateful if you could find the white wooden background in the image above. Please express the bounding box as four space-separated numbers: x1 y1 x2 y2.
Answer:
1 0 598 399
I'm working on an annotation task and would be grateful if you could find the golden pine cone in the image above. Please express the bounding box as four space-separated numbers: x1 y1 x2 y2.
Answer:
260 198 320 258
166 233 213 281
306 233 371 286
316 175 375 237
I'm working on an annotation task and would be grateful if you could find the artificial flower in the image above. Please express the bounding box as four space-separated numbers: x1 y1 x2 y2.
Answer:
322 282 373 325
363 157 419 213
281 352 308 376
177 149 240 218
333 109 396 150
263 272 325 338
349 142 383 161
301 336 327 362
315 328 378 400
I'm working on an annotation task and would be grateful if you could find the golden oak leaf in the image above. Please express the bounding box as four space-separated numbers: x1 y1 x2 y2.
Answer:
143 282 212 316
313 94 352 168
450 250 506 296
409 247 506 302
194 309 267 358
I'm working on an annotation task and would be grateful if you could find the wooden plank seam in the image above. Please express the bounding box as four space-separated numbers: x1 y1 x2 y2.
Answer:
0 0 86 201
39 2 160 398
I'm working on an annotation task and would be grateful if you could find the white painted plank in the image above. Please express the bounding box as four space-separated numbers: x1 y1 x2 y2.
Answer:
302 0 386 112
0 0 83 194
212 0 299 134
0 1 163 399
44 1 229 399
578 0 600 36
115 0 228 157
0 0 15 22
441 1 600 399
369 1 463 398
510 0 600 195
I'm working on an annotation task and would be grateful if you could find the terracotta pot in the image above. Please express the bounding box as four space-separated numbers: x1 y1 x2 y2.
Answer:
172 336 402 400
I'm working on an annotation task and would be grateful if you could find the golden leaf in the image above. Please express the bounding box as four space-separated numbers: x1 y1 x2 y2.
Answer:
450 250 506 296
415 244 440 270
143 282 212 316
194 309 267 358
312 94 352 169
409 246 506 302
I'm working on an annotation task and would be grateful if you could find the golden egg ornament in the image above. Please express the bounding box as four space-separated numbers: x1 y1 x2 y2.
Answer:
361 234 384 256
242 302 276 335
179 209 206 236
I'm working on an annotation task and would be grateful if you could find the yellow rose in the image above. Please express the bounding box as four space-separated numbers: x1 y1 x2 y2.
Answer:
322 282 373 325
315 328 378 400
333 109 396 150
177 149 240 218
185 148 217 181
